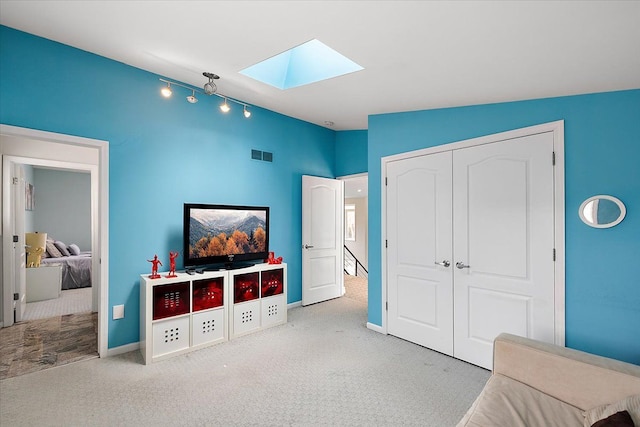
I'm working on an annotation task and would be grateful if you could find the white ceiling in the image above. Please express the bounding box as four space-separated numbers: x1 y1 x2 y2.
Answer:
1 1 639 130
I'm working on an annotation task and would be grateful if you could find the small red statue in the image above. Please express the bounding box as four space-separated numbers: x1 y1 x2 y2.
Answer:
147 254 162 279
166 251 179 278
267 251 283 264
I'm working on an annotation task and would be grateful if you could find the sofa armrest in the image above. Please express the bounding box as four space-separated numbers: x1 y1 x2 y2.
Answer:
492 333 640 411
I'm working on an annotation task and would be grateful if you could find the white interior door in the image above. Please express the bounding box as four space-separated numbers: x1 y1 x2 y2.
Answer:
453 132 555 369
12 162 27 322
302 175 344 306
386 152 454 355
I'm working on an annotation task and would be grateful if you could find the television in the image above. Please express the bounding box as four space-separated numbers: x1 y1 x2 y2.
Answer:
183 203 269 270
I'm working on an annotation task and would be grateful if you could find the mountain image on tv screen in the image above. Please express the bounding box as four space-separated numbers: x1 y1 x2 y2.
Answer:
189 209 267 259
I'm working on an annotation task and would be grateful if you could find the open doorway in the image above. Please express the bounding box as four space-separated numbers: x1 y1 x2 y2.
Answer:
340 173 368 305
1 125 108 379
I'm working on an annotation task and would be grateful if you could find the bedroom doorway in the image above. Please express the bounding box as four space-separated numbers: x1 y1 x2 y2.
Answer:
340 173 368 305
1 125 109 369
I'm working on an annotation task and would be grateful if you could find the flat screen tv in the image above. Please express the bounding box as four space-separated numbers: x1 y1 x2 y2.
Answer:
184 203 269 270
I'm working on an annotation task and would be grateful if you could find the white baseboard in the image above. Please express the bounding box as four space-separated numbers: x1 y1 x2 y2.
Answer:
287 301 302 309
367 322 385 334
106 341 140 357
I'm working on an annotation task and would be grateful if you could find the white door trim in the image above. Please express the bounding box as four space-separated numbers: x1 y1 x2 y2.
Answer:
0 124 109 357
380 120 565 346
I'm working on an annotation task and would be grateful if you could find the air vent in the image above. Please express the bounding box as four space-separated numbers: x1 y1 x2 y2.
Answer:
251 149 273 163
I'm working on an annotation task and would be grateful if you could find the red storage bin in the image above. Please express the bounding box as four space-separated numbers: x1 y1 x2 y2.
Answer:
234 272 259 303
193 277 224 312
261 269 284 297
153 282 190 320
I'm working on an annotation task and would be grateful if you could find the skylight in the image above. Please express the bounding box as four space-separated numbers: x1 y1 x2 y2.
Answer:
240 39 363 90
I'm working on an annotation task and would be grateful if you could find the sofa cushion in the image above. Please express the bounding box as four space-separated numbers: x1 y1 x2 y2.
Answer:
456 374 583 427
493 334 640 410
584 395 640 427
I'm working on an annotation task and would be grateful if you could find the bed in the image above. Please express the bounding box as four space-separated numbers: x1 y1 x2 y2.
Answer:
40 239 92 290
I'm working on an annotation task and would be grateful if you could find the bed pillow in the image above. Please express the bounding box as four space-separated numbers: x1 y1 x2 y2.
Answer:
54 241 71 257
46 241 63 258
68 244 81 256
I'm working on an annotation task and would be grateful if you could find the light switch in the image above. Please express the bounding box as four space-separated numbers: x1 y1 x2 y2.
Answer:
113 304 125 320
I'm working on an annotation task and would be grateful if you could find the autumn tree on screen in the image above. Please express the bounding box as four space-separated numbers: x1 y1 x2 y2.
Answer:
190 227 266 258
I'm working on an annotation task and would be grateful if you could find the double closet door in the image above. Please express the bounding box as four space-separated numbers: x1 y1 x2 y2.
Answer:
386 131 555 369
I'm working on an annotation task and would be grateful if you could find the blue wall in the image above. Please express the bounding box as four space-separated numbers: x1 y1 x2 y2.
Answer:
0 26 336 349
368 90 640 364
335 130 368 176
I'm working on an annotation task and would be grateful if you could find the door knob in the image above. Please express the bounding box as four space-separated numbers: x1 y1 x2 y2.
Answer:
456 262 470 269
435 260 450 267
304 244 314 249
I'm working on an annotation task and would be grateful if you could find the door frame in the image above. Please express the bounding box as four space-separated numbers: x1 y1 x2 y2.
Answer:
1 124 109 357
379 120 565 345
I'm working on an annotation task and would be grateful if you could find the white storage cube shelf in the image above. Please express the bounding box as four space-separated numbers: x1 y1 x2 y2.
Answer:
229 263 287 339
140 263 286 364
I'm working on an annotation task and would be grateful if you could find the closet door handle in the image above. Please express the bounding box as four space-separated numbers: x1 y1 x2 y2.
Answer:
304 244 314 249
456 262 470 269
435 260 450 267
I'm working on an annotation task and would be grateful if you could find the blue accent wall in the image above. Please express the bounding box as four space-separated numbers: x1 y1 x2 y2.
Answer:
368 90 640 364
335 130 368 176
0 26 336 349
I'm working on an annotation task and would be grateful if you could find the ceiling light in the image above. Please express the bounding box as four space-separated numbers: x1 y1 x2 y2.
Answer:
203 72 219 95
161 82 172 98
186 90 198 104
158 74 252 119
220 98 230 113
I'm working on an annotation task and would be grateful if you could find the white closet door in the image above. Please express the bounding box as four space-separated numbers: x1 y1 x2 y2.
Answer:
387 152 454 355
453 132 555 369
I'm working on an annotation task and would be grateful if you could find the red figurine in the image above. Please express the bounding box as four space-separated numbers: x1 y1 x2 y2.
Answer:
267 251 283 264
166 251 179 278
147 254 162 279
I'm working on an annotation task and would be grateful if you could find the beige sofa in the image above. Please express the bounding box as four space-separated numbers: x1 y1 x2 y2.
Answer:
457 333 640 427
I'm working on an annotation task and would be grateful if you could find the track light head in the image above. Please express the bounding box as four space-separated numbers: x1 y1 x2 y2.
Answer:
220 98 230 113
243 106 251 118
203 72 220 95
186 90 198 104
161 83 172 98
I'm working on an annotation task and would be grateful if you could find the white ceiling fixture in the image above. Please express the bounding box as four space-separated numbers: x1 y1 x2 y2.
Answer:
159 72 252 118
1 1 639 130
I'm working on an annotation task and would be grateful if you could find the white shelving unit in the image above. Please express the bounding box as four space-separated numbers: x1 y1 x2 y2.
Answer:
140 269 228 364
140 262 287 364
229 263 287 339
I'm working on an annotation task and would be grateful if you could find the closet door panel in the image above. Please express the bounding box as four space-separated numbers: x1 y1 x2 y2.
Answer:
387 152 453 355
453 132 555 369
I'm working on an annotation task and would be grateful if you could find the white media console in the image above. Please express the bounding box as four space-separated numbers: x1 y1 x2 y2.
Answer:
140 262 287 364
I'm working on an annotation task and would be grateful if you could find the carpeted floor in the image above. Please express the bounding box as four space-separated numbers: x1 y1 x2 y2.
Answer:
22 287 93 321
0 287 489 426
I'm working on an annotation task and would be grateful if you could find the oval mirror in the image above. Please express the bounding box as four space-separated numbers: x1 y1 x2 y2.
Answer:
579 195 626 228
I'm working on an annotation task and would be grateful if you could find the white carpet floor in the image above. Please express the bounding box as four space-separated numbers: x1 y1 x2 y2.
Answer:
22 288 92 321
0 288 489 426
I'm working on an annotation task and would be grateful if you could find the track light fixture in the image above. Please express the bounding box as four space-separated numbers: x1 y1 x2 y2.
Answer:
220 98 230 113
161 82 172 98
203 72 219 95
158 72 252 118
186 90 198 104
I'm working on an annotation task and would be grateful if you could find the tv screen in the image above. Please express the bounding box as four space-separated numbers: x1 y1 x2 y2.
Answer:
184 203 269 269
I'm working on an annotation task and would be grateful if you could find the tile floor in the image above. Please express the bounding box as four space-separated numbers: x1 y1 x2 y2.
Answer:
0 312 98 380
